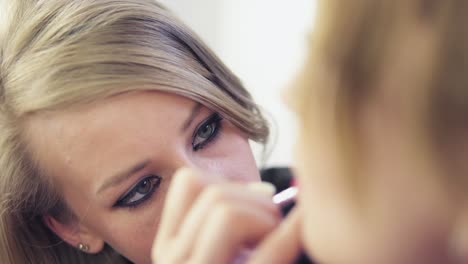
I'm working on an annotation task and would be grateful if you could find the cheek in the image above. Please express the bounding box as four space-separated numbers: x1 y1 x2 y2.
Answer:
90 188 167 264
195 131 260 183
293 131 365 263
225 139 260 182
293 131 319 199
104 210 160 264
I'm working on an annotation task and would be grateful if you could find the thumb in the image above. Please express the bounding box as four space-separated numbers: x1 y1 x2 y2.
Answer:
248 206 303 264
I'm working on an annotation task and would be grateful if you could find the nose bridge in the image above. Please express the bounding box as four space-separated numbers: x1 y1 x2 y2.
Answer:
167 148 194 173
167 150 223 183
175 160 195 173
167 149 213 179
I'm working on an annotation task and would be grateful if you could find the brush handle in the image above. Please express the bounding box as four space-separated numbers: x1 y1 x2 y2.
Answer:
280 202 316 264
262 169 315 264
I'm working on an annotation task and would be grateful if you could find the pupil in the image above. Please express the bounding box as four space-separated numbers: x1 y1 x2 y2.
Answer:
200 124 213 138
137 179 151 194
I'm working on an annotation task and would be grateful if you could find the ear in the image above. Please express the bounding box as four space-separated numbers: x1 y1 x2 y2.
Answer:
43 215 105 254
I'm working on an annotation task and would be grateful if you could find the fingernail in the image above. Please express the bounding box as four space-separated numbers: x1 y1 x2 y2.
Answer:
246 182 276 197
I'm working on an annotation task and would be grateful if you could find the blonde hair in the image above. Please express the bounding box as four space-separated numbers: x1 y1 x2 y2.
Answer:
295 0 468 193
0 0 268 263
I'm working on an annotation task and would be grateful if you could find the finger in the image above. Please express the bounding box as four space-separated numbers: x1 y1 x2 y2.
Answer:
174 183 278 259
248 207 303 264
190 201 281 263
153 167 205 263
246 182 276 196
155 168 202 238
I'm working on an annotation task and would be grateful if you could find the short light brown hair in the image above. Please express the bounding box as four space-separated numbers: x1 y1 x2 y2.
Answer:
294 0 468 194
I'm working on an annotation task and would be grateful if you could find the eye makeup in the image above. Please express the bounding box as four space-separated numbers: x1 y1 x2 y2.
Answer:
192 113 223 151
113 175 162 209
112 112 225 210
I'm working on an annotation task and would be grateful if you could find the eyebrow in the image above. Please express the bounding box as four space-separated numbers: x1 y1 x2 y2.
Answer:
180 103 203 132
97 159 151 195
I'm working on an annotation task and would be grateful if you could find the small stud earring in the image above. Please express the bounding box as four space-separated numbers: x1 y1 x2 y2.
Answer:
77 243 90 252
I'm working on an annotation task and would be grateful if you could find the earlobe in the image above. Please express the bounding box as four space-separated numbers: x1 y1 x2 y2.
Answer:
43 214 105 254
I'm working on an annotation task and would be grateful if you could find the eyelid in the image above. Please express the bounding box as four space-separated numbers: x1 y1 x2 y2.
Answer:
117 184 137 204
117 176 144 202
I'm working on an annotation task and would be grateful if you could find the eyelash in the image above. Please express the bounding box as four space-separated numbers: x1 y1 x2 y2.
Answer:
113 113 224 209
191 113 223 151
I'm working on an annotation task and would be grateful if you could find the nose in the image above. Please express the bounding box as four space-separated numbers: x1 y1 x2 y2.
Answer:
168 154 221 184
170 155 195 175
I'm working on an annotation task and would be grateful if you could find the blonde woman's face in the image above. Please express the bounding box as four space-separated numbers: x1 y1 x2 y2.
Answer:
27 91 260 264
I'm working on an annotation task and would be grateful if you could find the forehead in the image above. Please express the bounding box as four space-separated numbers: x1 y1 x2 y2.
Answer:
25 91 196 187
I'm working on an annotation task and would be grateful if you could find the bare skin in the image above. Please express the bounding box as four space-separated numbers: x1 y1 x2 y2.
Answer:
26 91 264 264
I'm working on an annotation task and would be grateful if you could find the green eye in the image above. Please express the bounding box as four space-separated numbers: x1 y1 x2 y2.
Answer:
198 123 215 139
192 113 223 151
114 175 162 208
136 178 153 194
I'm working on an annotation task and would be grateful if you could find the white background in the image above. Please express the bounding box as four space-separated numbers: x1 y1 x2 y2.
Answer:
159 0 317 167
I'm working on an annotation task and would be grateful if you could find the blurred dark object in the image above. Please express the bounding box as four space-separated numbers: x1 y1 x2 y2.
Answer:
260 167 294 193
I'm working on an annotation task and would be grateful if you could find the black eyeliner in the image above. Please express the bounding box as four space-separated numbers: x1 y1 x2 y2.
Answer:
113 175 161 209
125 183 157 209
192 113 223 151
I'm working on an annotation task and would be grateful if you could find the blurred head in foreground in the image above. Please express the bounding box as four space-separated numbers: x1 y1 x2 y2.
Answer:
289 1 468 263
